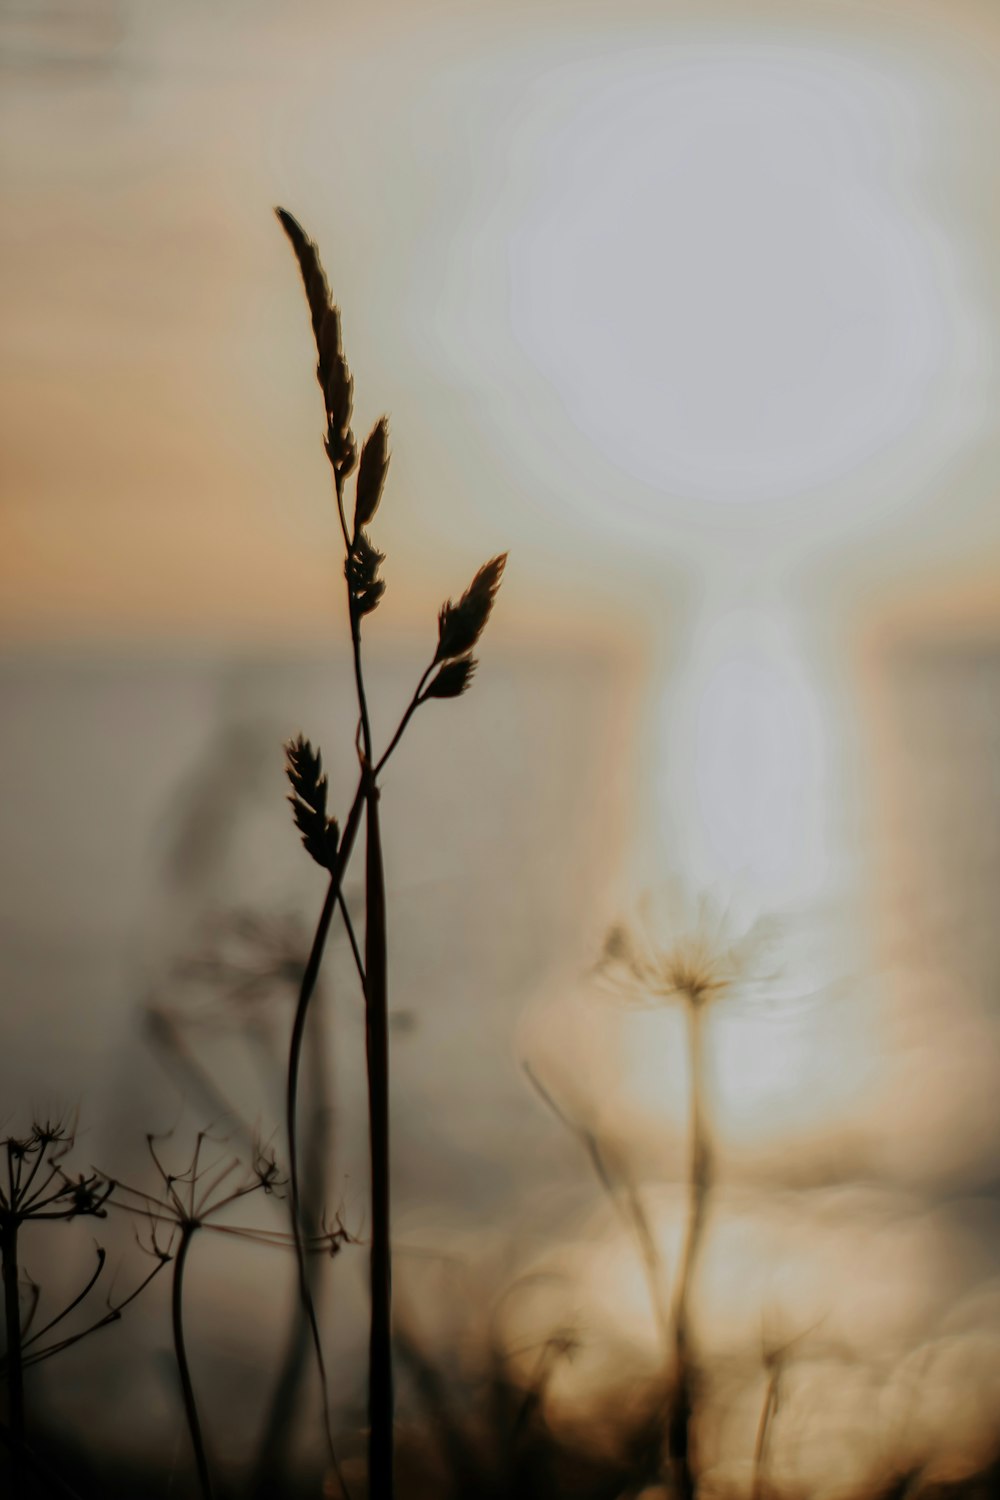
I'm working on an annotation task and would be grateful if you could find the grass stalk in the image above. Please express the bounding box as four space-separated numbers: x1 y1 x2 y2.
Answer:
277 205 504 1500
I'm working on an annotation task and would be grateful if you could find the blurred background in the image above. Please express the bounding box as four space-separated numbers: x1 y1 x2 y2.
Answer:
2 0 1000 1493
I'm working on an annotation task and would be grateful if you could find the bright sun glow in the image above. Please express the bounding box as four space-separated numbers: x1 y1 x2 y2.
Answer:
505 44 974 520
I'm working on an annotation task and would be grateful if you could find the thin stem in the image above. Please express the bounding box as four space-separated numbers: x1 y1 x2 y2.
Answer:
1 1218 24 1498
365 780 393 1500
374 665 435 777
339 456 394 1497
338 893 366 992
21 1247 105 1350
285 781 365 1500
22 1255 167 1368
287 781 365 1239
15 1146 46 1211
171 1225 213 1500
668 998 713 1500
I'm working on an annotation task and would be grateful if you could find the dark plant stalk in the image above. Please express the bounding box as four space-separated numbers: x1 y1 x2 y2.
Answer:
171 1224 213 1500
668 997 712 1500
364 775 393 1499
334 434 397 1498
1 1218 24 1498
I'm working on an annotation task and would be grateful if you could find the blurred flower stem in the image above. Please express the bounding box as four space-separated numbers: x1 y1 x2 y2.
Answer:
668 993 713 1500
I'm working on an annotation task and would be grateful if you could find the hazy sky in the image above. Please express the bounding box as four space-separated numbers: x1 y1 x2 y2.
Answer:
3 0 1000 646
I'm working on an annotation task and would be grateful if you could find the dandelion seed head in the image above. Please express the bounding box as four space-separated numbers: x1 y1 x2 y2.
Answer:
597 887 777 1010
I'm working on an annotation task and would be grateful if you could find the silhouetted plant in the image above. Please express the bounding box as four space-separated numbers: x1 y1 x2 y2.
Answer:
0 1122 115 1497
276 206 506 1500
112 1129 349 1500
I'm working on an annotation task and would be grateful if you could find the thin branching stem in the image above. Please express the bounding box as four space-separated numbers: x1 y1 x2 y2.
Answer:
374 666 435 777
21 1256 168 1369
21 1247 106 1352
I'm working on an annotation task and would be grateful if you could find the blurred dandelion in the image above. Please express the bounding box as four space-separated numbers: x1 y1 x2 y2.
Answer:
596 888 779 1500
598 888 778 1011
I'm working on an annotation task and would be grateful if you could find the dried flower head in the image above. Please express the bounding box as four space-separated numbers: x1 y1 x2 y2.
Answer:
598 889 777 1010
1 1121 113 1226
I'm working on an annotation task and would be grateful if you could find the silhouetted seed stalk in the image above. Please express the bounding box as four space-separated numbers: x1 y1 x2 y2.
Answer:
276 206 506 1500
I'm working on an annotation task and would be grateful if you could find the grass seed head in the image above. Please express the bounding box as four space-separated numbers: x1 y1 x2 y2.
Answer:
435 553 507 664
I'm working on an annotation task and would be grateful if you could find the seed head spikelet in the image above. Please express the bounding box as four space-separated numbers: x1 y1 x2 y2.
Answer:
274 208 331 357
346 530 386 617
423 656 478 699
275 207 356 477
435 553 507 664
284 734 340 870
354 417 390 536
